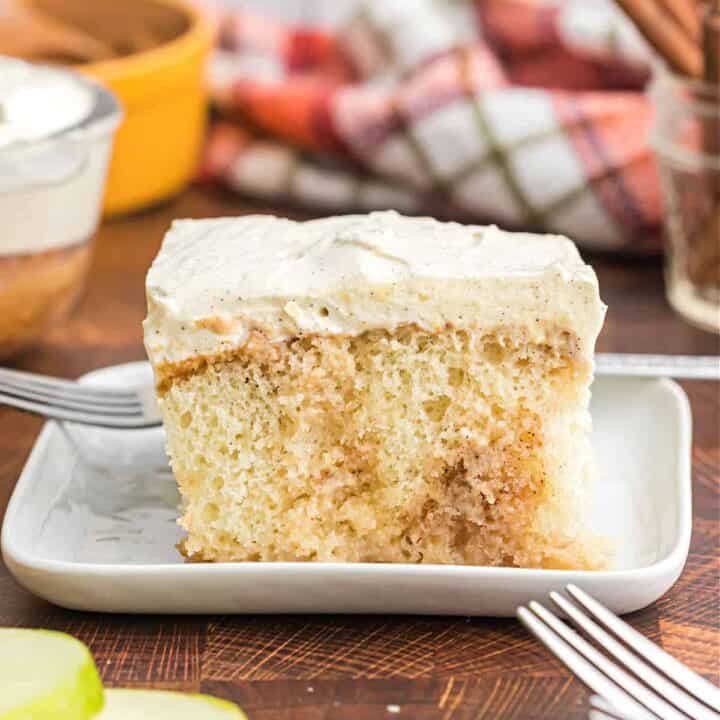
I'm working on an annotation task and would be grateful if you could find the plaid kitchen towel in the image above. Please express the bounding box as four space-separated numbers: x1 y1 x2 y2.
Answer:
201 0 663 253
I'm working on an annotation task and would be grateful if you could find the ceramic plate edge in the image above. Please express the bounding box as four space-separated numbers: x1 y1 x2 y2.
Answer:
0 366 693 591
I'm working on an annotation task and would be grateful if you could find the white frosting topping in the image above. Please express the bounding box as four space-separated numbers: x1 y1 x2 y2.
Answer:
0 57 93 149
144 211 606 367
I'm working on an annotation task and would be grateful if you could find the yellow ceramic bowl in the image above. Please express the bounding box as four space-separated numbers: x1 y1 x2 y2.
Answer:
75 0 212 215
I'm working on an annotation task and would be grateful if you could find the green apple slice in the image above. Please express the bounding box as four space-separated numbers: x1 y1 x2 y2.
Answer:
97 689 246 719
0 628 103 720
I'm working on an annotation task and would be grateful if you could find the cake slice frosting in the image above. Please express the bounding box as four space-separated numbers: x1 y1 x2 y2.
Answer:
145 211 605 370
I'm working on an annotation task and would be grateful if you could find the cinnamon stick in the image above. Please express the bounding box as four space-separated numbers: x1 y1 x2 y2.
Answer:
702 3 719 174
615 0 703 77
659 0 701 42
703 1 720 89
688 1 720 292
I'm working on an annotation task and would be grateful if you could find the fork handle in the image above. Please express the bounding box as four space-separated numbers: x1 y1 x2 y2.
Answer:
595 353 719 380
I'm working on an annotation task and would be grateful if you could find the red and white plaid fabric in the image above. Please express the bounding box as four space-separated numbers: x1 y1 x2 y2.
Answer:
201 0 663 253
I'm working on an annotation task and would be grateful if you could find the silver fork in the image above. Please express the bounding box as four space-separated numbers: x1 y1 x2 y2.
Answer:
588 694 659 720
594 354 720 380
518 585 720 720
0 367 161 428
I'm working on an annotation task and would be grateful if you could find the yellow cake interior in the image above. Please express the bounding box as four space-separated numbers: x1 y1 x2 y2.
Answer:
157 323 605 569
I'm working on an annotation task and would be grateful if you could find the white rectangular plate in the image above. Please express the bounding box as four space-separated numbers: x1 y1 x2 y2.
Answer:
2 362 692 617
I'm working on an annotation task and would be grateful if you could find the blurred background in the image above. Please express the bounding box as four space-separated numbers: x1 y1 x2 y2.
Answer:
0 0 718 362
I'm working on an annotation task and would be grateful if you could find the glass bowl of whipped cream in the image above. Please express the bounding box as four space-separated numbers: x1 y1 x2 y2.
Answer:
0 56 122 358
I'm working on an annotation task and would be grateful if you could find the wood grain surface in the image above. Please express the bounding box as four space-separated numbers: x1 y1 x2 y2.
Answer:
0 189 718 719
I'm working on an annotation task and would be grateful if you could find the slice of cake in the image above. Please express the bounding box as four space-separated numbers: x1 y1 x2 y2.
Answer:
144 211 607 569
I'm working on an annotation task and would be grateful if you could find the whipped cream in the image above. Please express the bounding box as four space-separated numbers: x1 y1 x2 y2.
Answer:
0 57 121 255
144 211 606 368
0 57 93 149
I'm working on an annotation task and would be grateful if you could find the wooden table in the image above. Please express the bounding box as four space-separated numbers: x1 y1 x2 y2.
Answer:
1 189 718 719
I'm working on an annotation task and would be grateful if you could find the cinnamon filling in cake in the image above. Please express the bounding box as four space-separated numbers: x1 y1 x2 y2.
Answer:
158 324 603 569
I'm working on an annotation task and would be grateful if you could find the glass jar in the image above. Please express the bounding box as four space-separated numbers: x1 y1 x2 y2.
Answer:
650 69 720 334
0 58 122 358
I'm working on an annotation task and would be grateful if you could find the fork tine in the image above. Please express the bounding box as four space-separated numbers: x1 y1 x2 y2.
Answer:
550 593 703 720
567 585 720 713
589 710 620 720
0 381 142 414
0 367 137 400
528 601 685 720
589 709 623 720
0 376 141 407
0 393 153 428
590 695 642 720
517 606 659 720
